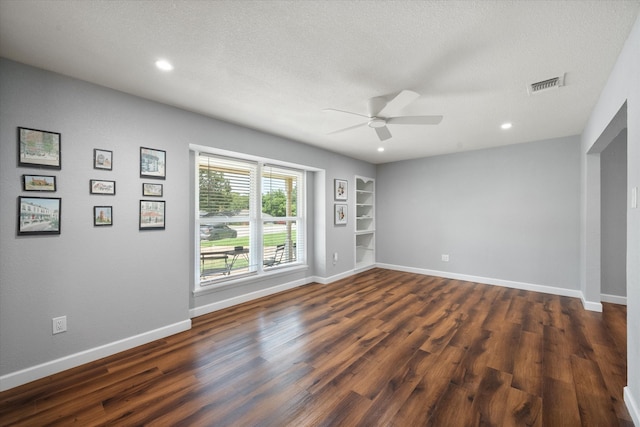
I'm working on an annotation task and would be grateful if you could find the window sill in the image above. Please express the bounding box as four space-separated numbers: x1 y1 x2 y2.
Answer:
193 263 309 296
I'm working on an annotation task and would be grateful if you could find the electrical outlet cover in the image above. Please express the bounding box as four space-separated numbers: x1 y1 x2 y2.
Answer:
52 316 67 334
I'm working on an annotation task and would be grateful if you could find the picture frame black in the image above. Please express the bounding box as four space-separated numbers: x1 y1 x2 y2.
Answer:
139 200 165 230
22 174 56 192
93 149 113 170
18 196 61 235
90 179 116 195
18 127 61 169
94 206 113 226
142 182 163 197
140 147 166 179
334 179 347 201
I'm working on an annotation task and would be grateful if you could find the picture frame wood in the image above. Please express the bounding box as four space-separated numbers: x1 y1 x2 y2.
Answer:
93 149 113 170
93 206 113 226
18 127 61 169
142 182 163 197
18 196 61 235
90 179 116 195
139 200 165 230
334 179 347 201
140 147 166 179
22 174 56 192
335 203 347 225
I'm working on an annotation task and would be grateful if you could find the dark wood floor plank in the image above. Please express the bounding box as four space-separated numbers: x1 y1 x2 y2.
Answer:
592 341 632 423
542 376 581 426
471 366 513 425
512 330 543 396
426 381 478 426
0 268 630 426
502 386 542 427
603 302 627 356
355 349 434 427
542 324 574 384
571 354 620 426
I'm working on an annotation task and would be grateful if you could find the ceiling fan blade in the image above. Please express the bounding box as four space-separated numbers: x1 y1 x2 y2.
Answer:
387 115 443 125
375 126 392 141
367 96 387 117
327 121 368 135
377 90 420 117
322 108 371 119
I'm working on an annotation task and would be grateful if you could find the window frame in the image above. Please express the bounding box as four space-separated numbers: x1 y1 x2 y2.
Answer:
192 145 309 292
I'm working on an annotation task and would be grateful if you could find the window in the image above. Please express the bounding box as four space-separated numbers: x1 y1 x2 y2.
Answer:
196 152 305 287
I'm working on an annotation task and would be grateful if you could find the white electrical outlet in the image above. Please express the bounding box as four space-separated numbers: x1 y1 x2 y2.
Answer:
632 187 638 209
333 252 338 264
52 316 67 334
442 254 450 262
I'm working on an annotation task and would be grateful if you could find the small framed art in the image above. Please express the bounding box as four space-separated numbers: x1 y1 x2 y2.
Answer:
18 127 61 169
94 206 113 226
90 179 116 195
94 149 113 170
18 196 61 235
140 147 166 179
23 174 56 192
139 200 165 230
142 182 163 197
334 179 347 201
335 203 347 225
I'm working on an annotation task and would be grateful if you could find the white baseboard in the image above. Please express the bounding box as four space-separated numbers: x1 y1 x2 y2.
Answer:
0 319 191 392
313 269 360 285
376 262 588 300
189 277 314 318
600 293 627 305
581 294 603 312
625 387 640 427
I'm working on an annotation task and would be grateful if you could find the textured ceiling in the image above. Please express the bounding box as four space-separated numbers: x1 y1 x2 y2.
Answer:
1 0 638 164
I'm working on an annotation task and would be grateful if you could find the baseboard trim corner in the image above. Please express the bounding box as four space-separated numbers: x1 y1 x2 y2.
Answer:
581 295 603 312
624 386 640 427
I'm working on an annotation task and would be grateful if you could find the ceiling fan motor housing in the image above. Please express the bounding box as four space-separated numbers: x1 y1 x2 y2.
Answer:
368 118 387 128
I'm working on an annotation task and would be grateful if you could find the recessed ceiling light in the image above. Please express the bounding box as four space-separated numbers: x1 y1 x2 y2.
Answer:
501 122 512 130
377 147 385 152
155 59 174 71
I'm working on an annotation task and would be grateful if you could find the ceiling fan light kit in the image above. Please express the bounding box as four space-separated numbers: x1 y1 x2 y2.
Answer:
326 89 443 142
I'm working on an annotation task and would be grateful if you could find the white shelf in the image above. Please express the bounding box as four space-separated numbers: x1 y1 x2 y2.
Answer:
356 230 375 236
355 176 375 270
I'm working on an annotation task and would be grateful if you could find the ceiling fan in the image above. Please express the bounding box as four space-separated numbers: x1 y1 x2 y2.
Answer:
324 90 443 141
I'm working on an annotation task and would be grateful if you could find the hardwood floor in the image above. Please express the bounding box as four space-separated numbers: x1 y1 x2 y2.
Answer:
0 269 631 426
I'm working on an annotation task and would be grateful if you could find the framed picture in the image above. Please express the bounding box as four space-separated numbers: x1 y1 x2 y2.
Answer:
23 174 56 192
18 196 61 235
335 203 347 225
334 179 347 201
90 179 116 195
142 182 163 197
94 206 113 226
93 149 113 170
139 200 165 230
18 127 61 169
140 147 166 179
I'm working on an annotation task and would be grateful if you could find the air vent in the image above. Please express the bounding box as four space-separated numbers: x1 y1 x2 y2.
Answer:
527 73 565 95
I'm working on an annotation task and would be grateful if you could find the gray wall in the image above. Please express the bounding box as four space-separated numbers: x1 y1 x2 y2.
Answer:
376 136 581 290
600 131 627 298
0 58 374 383
580 12 639 420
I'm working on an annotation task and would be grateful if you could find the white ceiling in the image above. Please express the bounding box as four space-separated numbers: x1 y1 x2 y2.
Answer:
1 1 638 164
